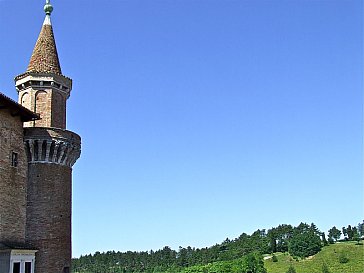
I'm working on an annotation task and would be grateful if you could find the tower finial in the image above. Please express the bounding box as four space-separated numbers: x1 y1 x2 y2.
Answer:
44 0 53 15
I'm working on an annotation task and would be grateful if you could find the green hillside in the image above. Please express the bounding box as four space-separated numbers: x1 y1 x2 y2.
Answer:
72 222 364 273
179 241 363 273
264 241 364 273
72 241 364 273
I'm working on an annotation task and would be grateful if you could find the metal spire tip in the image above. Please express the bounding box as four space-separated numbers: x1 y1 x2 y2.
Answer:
44 0 53 16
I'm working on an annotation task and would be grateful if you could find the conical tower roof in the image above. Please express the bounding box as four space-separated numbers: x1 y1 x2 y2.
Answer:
26 0 62 75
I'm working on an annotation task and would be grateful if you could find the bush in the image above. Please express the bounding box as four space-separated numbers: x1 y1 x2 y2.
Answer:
338 252 349 263
272 254 278 262
286 265 296 273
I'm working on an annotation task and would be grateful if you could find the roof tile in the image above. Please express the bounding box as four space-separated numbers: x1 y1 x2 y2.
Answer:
27 23 62 75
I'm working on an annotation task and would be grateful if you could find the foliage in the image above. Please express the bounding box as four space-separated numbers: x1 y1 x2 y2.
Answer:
182 256 266 273
267 224 293 253
72 222 364 273
321 232 328 246
288 223 322 258
241 252 266 273
338 252 349 264
271 254 278 262
353 230 361 245
342 225 356 240
285 265 296 273
341 222 364 244
265 241 364 273
358 220 364 237
328 226 341 243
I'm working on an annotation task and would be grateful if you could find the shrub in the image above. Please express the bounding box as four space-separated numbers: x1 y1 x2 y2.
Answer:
272 254 278 262
338 252 349 263
286 265 296 273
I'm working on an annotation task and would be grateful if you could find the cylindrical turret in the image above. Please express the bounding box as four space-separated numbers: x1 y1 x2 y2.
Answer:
24 128 80 273
14 1 81 273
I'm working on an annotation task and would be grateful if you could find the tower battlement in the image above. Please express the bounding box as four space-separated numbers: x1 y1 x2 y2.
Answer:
24 127 81 167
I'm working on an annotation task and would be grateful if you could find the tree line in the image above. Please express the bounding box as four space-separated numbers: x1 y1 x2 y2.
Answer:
72 220 363 273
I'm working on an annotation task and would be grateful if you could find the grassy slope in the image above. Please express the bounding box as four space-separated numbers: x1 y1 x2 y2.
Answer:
264 241 364 273
74 242 364 273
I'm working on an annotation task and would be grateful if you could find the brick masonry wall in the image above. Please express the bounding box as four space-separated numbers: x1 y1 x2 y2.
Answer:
18 88 66 129
15 72 72 130
26 163 72 273
52 91 66 129
0 109 27 244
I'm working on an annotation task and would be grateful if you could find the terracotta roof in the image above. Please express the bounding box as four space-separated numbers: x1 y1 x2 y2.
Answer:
0 92 39 122
27 18 62 75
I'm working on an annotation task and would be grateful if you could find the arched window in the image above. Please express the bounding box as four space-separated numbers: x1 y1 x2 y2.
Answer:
20 92 31 110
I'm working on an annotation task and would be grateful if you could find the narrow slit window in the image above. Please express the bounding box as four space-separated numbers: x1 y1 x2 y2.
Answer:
13 262 20 273
25 262 32 273
11 152 18 167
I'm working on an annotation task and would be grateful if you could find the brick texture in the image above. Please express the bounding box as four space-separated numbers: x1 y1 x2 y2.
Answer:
26 163 72 273
0 109 27 244
17 88 67 129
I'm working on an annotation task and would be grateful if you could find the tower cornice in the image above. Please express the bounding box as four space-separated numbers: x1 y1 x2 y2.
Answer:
15 72 72 99
24 127 81 167
15 71 72 83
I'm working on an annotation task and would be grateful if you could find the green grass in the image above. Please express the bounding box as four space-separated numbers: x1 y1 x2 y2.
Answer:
264 241 364 273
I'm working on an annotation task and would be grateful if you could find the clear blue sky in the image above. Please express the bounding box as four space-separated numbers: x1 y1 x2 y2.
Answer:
0 0 362 258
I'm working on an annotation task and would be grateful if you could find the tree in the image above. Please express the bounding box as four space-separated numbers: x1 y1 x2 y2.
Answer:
267 224 293 253
267 228 277 253
241 252 267 273
327 237 334 244
177 246 188 267
347 225 354 240
352 228 361 245
288 228 322 258
310 223 321 236
328 226 341 242
342 224 362 242
321 232 328 246
342 227 347 240
358 220 364 237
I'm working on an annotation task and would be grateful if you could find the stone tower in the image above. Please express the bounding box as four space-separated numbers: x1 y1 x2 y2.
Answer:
14 1 81 273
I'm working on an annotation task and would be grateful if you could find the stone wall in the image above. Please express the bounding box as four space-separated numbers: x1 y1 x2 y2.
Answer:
0 251 11 273
0 109 27 244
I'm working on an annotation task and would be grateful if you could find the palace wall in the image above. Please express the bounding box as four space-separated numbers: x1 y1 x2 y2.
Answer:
0 109 27 244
